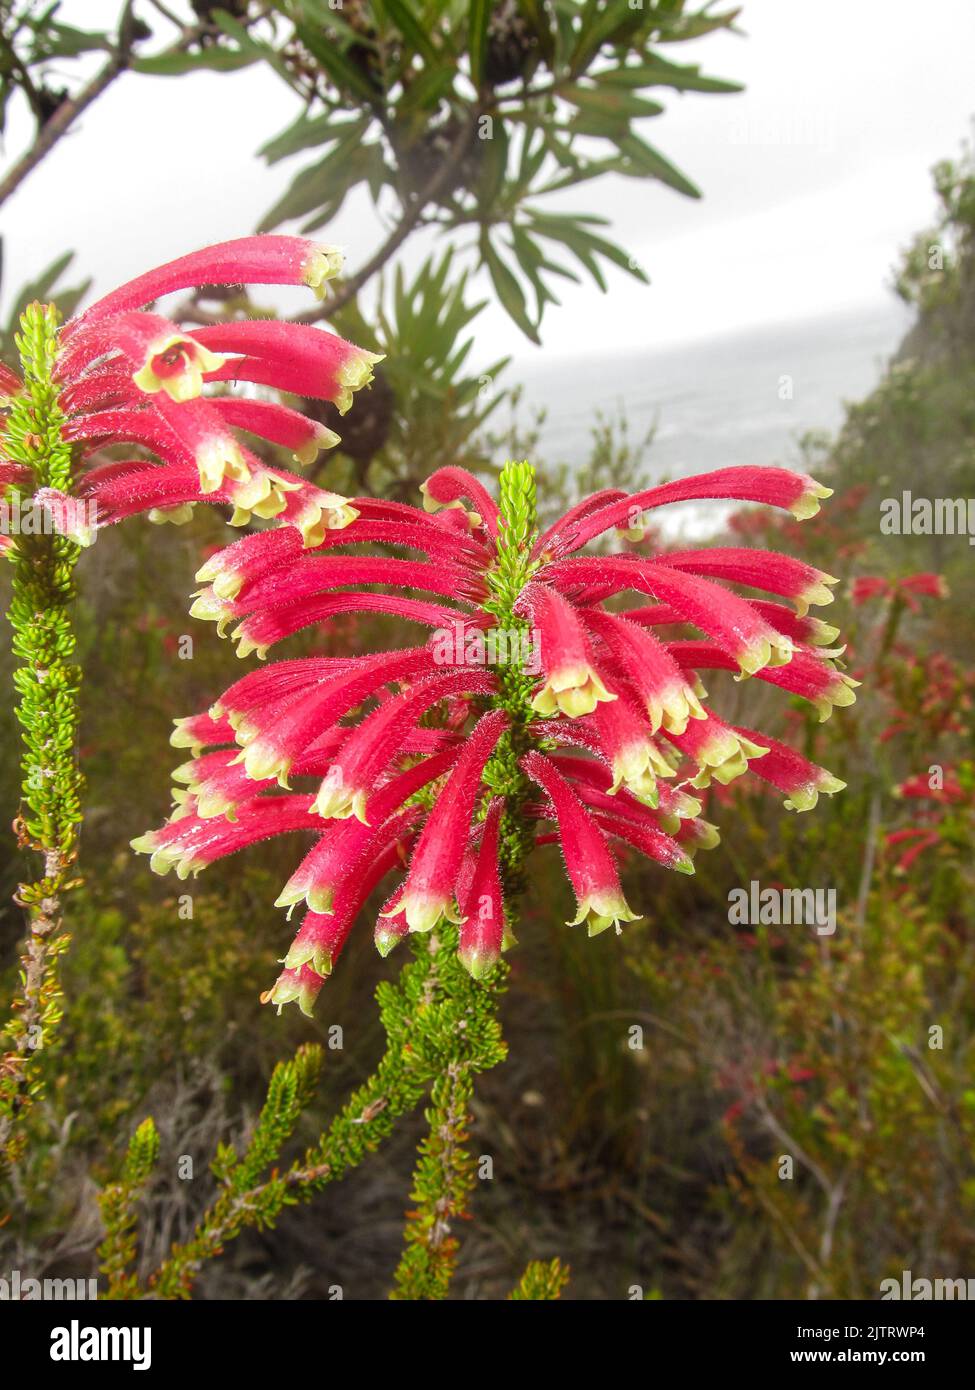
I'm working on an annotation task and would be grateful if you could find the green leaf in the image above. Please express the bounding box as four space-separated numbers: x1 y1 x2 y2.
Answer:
617 53 743 94
526 210 648 291
40 22 111 58
655 6 742 43
295 21 383 103
563 81 664 120
477 116 510 210
133 47 258 76
260 113 363 165
378 0 441 66
257 120 371 231
481 234 540 344
615 132 701 197
468 0 491 87
395 60 457 116
570 0 637 75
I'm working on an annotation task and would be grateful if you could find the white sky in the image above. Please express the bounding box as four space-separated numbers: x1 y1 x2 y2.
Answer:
1 0 973 362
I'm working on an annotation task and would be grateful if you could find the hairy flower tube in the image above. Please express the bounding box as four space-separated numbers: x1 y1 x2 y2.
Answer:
132 454 855 1013
22 236 378 547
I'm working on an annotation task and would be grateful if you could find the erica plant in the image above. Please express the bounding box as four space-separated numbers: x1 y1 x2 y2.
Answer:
0 235 857 1293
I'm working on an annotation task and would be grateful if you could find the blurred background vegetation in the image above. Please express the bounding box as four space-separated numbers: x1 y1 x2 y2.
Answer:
0 2 973 1298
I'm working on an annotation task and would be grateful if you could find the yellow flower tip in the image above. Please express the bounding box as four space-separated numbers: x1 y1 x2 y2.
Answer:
785 771 845 812
170 719 202 754
295 493 358 549
808 620 841 646
692 821 721 851
569 893 641 936
196 791 238 822
133 334 226 403
797 577 838 615
767 638 796 669
231 626 268 661
738 634 794 677
303 244 344 298
196 438 250 494
242 741 291 785
148 503 195 526
294 426 340 468
273 881 307 911
322 492 359 529
262 976 317 1018
188 589 234 631
419 480 462 514
310 779 362 821
284 940 333 977
374 924 404 958
737 638 771 677
831 676 859 709
661 685 705 736
169 760 195 788
211 570 244 601
790 478 834 520
673 790 703 820
532 666 617 719
334 350 384 415
392 892 464 935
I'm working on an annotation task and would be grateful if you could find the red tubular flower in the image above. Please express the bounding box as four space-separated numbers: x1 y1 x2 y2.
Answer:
518 581 617 717
131 445 853 1009
457 800 507 978
522 750 644 934
0 361 23 399
419 465 501 536
536 466 832 559
48 236 374 546
382 710 508 933
729 727 846 811
582 608 706 734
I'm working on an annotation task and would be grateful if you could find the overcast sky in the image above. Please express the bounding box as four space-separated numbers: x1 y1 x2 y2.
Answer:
1 0 973 362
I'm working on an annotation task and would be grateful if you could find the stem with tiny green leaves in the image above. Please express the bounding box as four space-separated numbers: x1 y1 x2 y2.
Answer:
0 301 84 1172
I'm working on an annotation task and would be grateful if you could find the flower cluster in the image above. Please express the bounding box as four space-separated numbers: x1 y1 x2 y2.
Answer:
1 235 857 1014
852 572 948 610
130 437 853 1013
887 764 972 874
14 235 380 547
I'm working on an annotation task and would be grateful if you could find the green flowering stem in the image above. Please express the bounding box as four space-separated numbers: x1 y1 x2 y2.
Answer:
390 462 540 1299
0 302 83 1172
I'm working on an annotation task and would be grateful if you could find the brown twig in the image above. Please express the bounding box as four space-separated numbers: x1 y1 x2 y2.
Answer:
0 2 140 210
